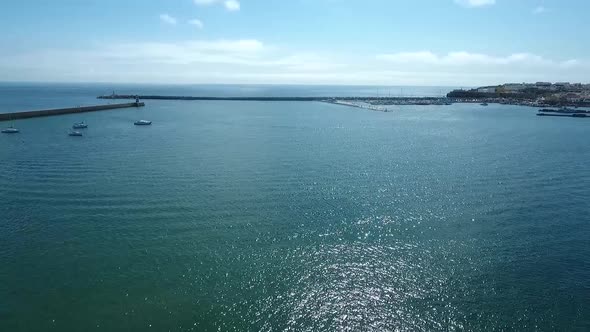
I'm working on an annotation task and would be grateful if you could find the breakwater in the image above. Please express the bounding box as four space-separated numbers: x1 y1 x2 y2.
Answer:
0 102 145 121
97 94 451 104
99 94 331 101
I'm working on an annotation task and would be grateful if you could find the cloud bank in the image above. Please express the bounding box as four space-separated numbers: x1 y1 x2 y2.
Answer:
1 41 588 86
376 51 577 68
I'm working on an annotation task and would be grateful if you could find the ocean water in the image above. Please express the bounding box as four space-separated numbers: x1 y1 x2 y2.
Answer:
1 84 589 331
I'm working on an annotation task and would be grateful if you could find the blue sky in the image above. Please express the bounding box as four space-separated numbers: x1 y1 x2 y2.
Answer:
0 0 588 85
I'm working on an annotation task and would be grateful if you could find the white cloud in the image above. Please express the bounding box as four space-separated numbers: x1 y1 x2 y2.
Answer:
533 6 547 14
454 0 495 8
188 19 204 29
224 0 240 11
159 14 177 25
194 0 240 11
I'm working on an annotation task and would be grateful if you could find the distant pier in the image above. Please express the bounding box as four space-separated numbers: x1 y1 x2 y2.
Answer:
98 94 452 105
99 94 330 101
0 102 145 121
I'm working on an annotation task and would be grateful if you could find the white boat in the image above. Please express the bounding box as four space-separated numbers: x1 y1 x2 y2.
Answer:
134 120 152 126
72 122 88 129
68 131 83 136
1 126 19 134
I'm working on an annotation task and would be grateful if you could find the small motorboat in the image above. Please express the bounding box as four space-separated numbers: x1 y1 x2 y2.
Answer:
134 120 152 126
68 131 83 136
1 126 19 134
72 122 88 129
480 102 489 106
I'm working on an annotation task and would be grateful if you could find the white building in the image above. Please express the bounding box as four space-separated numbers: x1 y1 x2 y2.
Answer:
477 87 496 93
502 84 527 93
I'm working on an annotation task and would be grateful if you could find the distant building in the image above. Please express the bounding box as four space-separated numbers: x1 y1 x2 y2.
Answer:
555 82 571 91
564 92 582 102
535 82 552 89
570 83 583 91
501 84 527 93
477 87 496 93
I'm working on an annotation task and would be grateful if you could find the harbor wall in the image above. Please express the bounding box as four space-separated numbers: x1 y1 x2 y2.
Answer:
98 95 448 102
0 102 145 121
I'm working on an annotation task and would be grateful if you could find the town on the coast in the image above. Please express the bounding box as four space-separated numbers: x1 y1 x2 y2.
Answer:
447 82 590 107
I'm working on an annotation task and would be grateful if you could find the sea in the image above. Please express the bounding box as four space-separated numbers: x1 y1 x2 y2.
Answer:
1 83 589 331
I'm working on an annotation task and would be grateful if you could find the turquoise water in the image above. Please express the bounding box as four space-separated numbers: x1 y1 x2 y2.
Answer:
1 86 590 331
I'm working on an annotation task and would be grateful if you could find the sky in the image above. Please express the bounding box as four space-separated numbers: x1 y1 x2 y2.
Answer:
0 0 589 86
